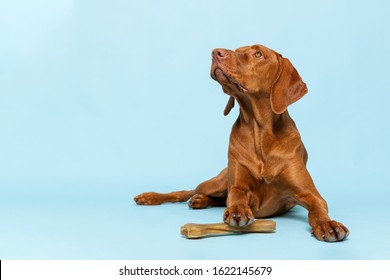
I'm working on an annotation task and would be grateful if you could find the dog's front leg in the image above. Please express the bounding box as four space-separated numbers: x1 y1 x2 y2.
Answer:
223 162 255 227
281 162 349 242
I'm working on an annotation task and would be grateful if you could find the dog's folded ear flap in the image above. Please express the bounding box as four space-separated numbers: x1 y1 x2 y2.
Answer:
224 96 235 116
270 55 308 114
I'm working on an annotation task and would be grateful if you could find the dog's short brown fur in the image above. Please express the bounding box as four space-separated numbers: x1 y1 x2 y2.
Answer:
134 44 349 242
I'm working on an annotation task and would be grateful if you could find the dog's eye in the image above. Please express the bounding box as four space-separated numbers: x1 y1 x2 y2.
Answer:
254 52 263 58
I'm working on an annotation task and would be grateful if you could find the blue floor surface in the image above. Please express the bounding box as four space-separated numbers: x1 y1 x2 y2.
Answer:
1 184 388 260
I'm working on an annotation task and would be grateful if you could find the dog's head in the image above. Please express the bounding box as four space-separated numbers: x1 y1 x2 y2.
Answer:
210 44 308 115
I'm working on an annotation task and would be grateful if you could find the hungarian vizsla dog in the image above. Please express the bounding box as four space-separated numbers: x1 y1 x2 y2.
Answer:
134 44 349 242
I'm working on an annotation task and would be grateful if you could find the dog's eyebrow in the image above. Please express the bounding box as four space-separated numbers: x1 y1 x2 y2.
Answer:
252 45 265 51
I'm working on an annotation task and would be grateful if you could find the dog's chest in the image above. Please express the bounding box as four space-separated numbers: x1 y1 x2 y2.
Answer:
228 126 279 180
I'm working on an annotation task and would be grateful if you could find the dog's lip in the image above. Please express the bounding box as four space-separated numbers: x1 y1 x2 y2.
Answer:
210 60 220 80
211 67 248 93
211 67 223 81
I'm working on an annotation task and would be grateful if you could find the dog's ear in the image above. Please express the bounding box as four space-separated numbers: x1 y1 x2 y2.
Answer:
270 55 308 114
224 96 235 116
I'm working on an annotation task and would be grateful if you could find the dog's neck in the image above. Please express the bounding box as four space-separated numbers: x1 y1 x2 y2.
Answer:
234 94 285 130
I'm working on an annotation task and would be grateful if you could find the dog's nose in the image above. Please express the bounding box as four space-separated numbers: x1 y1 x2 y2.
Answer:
212 48 229 60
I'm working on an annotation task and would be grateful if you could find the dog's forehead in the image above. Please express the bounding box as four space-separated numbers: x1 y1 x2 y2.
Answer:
235 44 269 52
235 44 273 54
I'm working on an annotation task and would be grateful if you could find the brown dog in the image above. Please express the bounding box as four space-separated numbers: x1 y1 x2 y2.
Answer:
134 44 349 242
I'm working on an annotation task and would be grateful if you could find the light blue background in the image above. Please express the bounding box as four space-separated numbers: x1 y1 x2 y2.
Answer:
1 0 389 259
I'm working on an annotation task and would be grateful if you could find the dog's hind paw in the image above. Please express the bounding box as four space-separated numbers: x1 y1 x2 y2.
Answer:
134 192 164 205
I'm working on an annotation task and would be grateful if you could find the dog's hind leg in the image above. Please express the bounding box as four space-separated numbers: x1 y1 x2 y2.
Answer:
134 190 195 205
188 168 228 209
134 168 228 207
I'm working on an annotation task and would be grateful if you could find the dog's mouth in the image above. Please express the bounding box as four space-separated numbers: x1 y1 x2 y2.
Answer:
211 66 248 93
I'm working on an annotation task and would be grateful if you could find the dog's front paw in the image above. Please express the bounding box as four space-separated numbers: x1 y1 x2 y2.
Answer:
223 205 254 227
134 192 163 205
311 220 349 242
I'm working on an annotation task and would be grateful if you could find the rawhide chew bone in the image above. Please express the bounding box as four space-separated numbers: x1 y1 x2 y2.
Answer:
180 219 276 239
